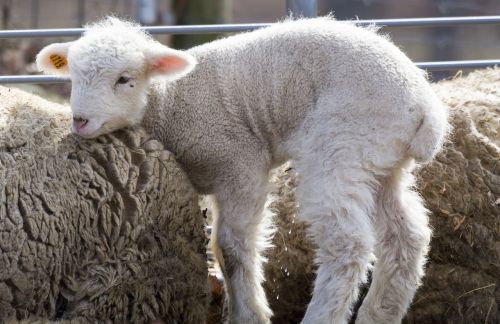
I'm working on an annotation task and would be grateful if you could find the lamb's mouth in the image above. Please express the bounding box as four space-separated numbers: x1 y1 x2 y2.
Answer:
73 117 89 132
72 118 105 138
72 117 128 139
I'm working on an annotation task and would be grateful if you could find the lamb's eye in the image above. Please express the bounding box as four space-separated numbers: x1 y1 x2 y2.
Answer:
116 76 130 84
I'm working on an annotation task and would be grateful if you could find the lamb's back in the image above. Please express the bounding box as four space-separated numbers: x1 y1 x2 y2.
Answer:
161 18 432 180
186 18 426 133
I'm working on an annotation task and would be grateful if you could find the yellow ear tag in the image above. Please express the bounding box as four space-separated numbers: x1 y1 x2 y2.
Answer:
50 54 67 69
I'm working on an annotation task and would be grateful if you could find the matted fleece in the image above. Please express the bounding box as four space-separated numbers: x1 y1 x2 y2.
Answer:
261 68 500 324
0 86 208 323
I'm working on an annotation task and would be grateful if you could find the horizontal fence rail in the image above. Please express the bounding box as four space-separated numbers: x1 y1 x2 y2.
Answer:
0 75 70 84
416 59 500 71
0 16 499 83
1 59 499 84
1 16 500 38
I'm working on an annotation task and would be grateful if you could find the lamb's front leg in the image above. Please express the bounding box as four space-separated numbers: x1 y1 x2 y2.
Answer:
212 162 273 324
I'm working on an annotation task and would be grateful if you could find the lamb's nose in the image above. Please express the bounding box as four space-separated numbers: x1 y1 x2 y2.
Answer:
73 116 89 131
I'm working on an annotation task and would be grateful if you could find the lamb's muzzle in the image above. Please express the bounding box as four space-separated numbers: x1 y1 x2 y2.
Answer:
72 116 89 132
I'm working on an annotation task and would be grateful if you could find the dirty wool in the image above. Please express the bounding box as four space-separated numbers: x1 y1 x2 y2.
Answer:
0 86 208 323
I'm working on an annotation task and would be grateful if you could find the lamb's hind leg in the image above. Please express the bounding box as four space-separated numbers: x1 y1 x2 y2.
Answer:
356 163 431 324
212 162 273 324
296 157 378 324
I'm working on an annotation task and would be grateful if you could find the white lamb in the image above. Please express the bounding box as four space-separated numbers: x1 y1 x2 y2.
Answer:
36 17 448 324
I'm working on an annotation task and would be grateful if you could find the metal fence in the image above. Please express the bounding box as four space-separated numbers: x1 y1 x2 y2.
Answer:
1 7 500 84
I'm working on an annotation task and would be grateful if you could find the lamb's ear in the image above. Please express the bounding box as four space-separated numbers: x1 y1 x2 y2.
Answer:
36 42 73 75
145 43 197 80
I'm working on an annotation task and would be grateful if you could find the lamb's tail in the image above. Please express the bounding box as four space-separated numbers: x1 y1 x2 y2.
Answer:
409 92 449 163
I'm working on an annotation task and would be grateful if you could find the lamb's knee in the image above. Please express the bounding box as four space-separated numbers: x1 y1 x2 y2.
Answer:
216 229 272 324
375 218 431 295
404 224 432 283
305 203 376 278
216 224 264 280
304 231 375 324
398 197 432 259
315 228 376 280
407 221 431 253
378 175 432 256
214 228 240 275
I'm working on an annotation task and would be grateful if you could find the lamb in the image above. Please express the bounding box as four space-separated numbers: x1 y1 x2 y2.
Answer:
0 86 208 323
36 16 449 324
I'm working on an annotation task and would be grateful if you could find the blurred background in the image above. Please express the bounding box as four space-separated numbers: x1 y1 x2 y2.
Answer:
1 0 499 98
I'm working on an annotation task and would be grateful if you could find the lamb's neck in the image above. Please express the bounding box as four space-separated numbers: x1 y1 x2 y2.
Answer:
141 80 177 145
140 78 217 193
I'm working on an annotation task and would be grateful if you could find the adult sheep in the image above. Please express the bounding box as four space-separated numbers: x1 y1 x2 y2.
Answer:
0 86 208 323
36 17 449 324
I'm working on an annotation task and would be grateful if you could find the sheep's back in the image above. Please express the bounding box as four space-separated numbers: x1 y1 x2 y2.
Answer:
0 86 208 323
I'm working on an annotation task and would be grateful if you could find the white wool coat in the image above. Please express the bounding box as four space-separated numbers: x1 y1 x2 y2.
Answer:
142 18 445 194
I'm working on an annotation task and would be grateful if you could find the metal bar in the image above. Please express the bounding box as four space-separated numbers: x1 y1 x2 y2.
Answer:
143 23 270 35
416 59 500 71
286 0 317 18
0 24 269 38
0 75 70 84
1 60 498 84
356 15 500 28
1 16 500 38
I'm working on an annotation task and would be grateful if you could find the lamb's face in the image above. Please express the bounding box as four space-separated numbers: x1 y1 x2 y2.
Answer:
36 28 196 138
66 37 151 138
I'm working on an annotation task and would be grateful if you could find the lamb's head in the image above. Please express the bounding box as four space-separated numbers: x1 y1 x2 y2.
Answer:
36 17 196 138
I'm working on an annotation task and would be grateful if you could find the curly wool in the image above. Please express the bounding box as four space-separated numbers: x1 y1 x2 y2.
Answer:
0 86 208 323
262 68 500 324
